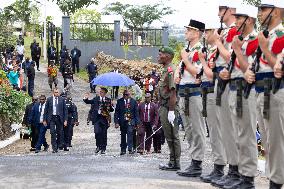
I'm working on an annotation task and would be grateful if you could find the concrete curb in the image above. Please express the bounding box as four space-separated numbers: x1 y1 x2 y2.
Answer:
0 124 21 149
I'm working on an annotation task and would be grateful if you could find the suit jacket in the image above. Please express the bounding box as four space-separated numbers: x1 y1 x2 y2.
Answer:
83 96 114 124
114 97 140 126
29 102 45 124
138 102 159 126
71 48 81 61
43 96 67 124
22 103 34 126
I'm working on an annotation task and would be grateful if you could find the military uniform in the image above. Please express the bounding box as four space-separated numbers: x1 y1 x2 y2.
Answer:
65 98 78 147
158 56 181 170
253 3 284 185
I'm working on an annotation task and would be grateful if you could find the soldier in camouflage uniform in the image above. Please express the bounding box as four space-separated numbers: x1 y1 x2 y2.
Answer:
158 46 181 171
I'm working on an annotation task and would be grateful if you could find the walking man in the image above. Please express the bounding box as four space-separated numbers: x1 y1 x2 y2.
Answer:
71 45 81 73
43 88 68 153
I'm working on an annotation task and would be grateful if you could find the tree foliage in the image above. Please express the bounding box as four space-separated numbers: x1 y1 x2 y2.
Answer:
71 9 101 23
103 2 174 30
49 0 99 16
0 10 17 50
242 0 261 6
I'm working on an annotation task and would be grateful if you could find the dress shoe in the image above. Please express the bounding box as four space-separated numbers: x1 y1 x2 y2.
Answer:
120 151 126 155
43 145 49 152
236 175 255 189
200 164 224 183
269 180 283 189
177 159 202 177
159 162 180 171
95 147 100 153
101 150 106 154
52 150 58 153
35 150 40 153
30 148 36 151
64 148 69 151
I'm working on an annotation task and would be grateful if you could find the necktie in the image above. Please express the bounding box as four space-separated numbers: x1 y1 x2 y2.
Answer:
145 103 149 122
40 104 43 114
55 97 58 115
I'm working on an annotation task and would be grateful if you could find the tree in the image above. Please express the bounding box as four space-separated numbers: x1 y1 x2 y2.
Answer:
103 2 174 30
242 0 261 6
71 9 101 23
49 0 99 16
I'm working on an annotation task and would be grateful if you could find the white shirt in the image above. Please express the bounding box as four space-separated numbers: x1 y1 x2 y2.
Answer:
16 45 24 55
52 96 58 115
39 103 46 123
144 103 150 122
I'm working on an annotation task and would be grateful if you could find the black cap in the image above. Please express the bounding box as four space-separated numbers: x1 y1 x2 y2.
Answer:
185 19 205 32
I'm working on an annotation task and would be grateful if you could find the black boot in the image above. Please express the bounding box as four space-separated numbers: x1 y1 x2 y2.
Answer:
223 165 241 189
159 161 180 171
269 180 283 189
237 175 255 189
200 164 224 183
177 159 202 177
211 164 235 188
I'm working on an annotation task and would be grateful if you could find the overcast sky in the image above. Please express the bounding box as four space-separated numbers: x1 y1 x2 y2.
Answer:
0 0 223 28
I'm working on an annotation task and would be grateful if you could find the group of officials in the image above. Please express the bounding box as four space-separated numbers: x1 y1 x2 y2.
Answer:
156 0 284 189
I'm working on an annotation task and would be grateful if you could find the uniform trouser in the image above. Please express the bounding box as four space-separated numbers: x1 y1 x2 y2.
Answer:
206 93 227 165
215 82 238 165
64 122 74 147
89 75 96 92
112 86 119 99
35 58 40 70
35 123 48 150
256 89 284 184
159 106 181 164
153 128 162 152
120 122 134 151
30 124 39 148
28 79 34 97
137 122 153 152
49 116 64 151
72 60 79 73
228 90 258 177
179 95 206 161
94 120 108 150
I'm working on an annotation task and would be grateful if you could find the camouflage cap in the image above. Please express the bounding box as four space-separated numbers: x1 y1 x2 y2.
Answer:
159 46 175 56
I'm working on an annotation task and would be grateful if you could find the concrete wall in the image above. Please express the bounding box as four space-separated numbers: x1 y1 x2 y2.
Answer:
62 17 169 67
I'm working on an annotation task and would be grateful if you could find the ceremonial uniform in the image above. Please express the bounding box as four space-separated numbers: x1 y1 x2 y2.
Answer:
253 3 284 185
65 98 78 147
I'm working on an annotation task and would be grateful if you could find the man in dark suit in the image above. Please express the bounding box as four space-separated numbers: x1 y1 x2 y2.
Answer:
29 95 49 153
71 45 81 73
27 62 35 97
34 43 41 71
112 67 120 99
137 93 159 154
83 88 114 154
22 96 38 151
114 90 140 155
47 44 56 66
43 88 68 153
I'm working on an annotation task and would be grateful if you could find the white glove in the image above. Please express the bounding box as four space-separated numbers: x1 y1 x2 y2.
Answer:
168 111 175 126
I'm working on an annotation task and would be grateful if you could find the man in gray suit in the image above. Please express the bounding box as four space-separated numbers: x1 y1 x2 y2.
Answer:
43 88 68 153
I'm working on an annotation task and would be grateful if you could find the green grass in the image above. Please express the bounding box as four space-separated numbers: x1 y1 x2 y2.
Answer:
75 69 89 81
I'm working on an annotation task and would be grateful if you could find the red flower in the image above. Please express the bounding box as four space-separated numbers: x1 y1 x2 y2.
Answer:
167 66 173 73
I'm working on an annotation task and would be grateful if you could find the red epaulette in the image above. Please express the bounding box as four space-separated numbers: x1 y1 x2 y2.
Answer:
167 66 173 74
192 52 199 62
226 27 239 43
271 35 284 55
246 38 258 56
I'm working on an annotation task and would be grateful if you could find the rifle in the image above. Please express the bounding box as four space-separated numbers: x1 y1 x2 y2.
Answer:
212 8 228 81
196 36 207 80
243 13 273 99
216 19 247 106
272 57 284 94
180 42 190 77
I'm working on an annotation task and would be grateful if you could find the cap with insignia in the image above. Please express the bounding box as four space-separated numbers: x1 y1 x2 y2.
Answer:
259 0 284 8
159 46 175 56
233 3 258 18
185 19 205 32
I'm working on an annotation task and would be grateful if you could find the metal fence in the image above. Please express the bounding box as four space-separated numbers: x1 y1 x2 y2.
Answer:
70 23 115 41
120 29 163 46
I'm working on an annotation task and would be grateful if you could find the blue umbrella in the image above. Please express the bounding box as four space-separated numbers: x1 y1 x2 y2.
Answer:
91 72 135 87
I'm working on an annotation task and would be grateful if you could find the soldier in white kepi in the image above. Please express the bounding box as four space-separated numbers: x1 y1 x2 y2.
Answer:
245 1 284 188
